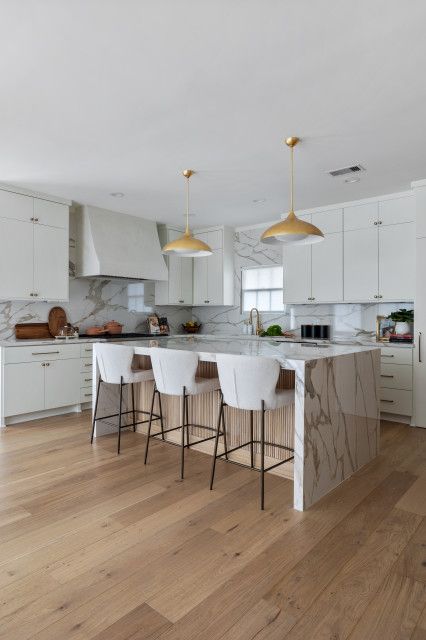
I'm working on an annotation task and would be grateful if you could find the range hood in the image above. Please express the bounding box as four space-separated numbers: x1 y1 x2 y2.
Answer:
75 205 168 281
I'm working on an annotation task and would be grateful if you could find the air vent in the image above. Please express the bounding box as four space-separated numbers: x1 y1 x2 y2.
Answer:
328 164 365 177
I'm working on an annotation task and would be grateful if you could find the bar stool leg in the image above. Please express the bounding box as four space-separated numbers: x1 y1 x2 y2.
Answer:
144 383 157 464
249 410 254 468
210 397 224 490
158 391 165 440
180 386 186 480
90 378 101 444
131 383 136 432
185 392 190 448
117 376 124 455
221 395 228 460
260 400 265 510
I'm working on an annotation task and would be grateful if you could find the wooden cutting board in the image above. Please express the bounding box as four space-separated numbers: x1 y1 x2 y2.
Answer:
15 323 53 340
48 307 67 337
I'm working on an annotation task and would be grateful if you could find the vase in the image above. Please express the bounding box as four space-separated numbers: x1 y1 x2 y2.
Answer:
394 321 412 335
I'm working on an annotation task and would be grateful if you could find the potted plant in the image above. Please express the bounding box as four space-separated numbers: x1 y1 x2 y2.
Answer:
387 308 414 335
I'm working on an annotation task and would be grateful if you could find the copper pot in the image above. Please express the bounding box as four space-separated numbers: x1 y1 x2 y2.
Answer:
104 320 123 335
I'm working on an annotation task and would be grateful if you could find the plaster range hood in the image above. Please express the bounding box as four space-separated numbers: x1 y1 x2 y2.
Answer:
75 205 168 281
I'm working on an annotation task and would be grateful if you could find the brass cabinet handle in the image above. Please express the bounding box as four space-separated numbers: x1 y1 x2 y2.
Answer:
381 399 394 404
84 363 92 367
381 354 394 358
33 351 59 355
380 374 394 378
84 393 92 397
84 378 92 382
204 300 210 303
419 332 422 363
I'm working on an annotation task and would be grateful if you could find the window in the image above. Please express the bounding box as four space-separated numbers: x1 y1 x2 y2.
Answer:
127 282 155 313
241 266 284 312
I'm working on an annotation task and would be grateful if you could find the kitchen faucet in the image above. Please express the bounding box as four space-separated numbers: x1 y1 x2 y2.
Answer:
249 307 262 335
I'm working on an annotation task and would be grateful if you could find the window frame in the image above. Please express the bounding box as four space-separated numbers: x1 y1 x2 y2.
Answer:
240 264 284 314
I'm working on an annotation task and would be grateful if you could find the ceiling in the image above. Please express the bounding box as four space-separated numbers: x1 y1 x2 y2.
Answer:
1 0 426 228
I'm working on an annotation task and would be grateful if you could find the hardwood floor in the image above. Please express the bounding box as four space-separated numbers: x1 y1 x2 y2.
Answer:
0 412 425 640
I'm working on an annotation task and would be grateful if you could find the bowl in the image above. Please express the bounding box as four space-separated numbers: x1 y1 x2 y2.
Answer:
182 323 201 334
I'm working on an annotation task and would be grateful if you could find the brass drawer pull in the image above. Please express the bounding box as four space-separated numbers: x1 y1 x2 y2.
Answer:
380 374 394 378
32 351 60 355
84 363 92 367
381 399 395 404
381 354 394 358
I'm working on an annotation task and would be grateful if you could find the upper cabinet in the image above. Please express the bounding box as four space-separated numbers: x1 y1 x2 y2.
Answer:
0 188 69 302
283 210 343 304
192 226 234 306
343 196 415 302
155 226 193 306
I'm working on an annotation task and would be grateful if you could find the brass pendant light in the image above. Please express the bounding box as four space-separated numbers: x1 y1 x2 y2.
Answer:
162 170 212 257
261 137 324 245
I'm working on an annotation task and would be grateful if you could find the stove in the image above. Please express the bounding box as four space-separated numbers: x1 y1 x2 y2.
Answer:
78 332 168 340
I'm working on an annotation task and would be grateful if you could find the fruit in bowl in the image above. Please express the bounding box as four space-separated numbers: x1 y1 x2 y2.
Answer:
182 321 201 334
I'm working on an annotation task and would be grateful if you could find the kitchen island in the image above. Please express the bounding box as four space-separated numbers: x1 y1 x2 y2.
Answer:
92 335 380 510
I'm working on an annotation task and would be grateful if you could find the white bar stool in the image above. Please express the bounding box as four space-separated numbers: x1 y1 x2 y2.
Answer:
91 344 162 454
211 354 295 510
145 347 223 479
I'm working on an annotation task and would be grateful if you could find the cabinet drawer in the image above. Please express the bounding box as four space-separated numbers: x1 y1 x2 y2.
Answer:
380 364 412 390
380 347 413 365
80 371 93 387
80 388 93 403
380 388 413 415
80 357 93 373
80 344 94 357
4 344 81 364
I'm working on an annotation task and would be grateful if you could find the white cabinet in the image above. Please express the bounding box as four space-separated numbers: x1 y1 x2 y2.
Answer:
4 362 45 416
414 237 426 427
379 196 415 226
1 342 93 423
379 347 413 418
344 202 378 231
0 187 69 302
283 211 343 304
0 218 34 300
379 223 415 301
44 358 80 409
155 226 193 305
344 227 378 302
192 226 234 306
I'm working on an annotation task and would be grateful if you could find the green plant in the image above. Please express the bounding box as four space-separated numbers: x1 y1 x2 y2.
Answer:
260 324 283 337
387 308 414 323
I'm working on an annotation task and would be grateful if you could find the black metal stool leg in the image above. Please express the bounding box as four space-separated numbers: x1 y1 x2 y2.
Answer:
180 387 186 480
144 384 157 464
131 383 136 432
185 393 190 448
117 376 124 455
90 378 101 444
210 398 224 490
260 400 265 510
158 391 165 440
249 409 254 468
222 395 228 460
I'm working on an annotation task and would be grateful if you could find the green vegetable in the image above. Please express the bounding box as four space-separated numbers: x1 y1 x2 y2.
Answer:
264 324 282 336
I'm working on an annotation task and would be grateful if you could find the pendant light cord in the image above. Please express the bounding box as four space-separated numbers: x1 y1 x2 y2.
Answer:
185 175 190 235
290 145 294 212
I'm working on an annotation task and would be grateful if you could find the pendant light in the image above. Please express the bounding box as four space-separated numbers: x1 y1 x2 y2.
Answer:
261 137 324 245
162 169 212 257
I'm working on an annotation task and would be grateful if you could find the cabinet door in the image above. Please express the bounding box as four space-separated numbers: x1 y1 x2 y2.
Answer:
379 196 415 226
33 225 69 300
414 237 426 427
344 202 378 231
206 250 223 304
344 227 378 301
283 244 311 304
34 199 68 229
379 222 415 301
0 190 33 222
0 218 34 300
193 256 208 305
167 253 182 304
4 362 45 416
311 233 343 302
44 358 80 409
180 256 193 304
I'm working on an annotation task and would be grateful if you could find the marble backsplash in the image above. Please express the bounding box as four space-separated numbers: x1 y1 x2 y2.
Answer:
192 225 414 338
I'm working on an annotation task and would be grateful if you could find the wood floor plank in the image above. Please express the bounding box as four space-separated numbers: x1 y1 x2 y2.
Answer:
347 572 426 640
0 413 423 640
397 471 426 516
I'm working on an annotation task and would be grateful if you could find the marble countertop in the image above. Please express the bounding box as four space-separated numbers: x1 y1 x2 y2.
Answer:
130 334 380 367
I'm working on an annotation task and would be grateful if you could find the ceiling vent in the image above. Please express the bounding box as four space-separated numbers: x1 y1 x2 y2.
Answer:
328 164 365 177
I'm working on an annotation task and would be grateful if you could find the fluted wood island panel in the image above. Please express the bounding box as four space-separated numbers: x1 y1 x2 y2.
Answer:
92 336 380 511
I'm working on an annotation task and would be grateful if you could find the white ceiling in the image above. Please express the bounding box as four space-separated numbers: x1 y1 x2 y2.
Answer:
1 0 426 228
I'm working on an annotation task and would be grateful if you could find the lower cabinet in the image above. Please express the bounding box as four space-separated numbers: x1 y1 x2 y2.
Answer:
2 343 93 420
379 347 413 418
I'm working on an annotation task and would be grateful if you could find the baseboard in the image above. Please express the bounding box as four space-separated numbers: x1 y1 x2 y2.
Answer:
4 404 83 426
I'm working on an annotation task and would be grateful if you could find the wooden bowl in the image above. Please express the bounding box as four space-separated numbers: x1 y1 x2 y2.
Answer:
182 324 201 334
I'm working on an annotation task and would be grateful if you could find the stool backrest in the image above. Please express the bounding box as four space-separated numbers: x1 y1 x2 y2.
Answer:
149 347 199 395
216 354 281 410
95 343 136 384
